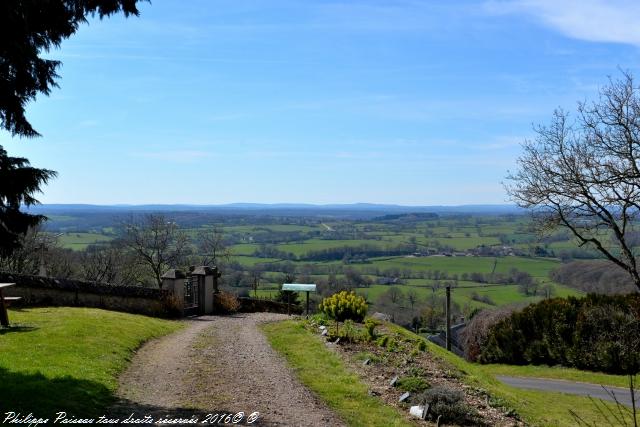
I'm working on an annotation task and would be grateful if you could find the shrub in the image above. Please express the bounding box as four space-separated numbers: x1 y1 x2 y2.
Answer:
376 335 389 348
386 337 397 352
161 294 183 318
415 386 483 426
309 312 329 326
470 291 496 306
355 352 381 364
319 290 368 333
416 339 428 352
396 376 429 393
460 306 517 362
478 294 640 374
408 366 426 377
213 291 240 314
340 319 359 342
364 317 380 341
275 290 301 306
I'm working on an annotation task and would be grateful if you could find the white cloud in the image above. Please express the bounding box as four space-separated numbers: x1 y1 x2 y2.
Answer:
484 0 640 46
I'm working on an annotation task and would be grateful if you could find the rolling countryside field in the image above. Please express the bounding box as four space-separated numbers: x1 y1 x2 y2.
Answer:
40 208 588 318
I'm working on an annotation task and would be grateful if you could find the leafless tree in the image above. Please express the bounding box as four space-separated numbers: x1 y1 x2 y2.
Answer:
406 288 419 310
80 245 119 283
122 214 190 288
197 226 231 267
0 225 75 278
0 225 44 274
250 266 262 298
507 72 640 291
385 286 404 305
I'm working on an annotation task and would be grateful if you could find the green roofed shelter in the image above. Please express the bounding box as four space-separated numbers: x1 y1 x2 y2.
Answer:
281 283 316 316
282 283 316 292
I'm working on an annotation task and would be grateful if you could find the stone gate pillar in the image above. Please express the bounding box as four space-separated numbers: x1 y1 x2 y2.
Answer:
162 269 186 316
191 266 218 315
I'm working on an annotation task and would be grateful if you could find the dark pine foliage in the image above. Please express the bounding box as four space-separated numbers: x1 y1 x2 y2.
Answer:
0 0 144 137
0 1 145 256
0 147 56 257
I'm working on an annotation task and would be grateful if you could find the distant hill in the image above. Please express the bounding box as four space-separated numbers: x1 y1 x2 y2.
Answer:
373 212 440 221
28 203 524 219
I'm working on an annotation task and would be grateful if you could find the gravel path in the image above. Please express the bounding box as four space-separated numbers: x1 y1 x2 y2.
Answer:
498 376 639 408
111 313 344 426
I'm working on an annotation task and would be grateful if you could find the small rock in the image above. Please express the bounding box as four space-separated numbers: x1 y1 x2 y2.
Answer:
321 329 328 336
363 359 371 366
399 391 411 402
334 337 340 344
409 405 426 419
368 389 380 396
390 375 399 387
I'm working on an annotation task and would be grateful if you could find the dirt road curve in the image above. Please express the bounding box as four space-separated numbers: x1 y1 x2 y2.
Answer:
110 313 344 426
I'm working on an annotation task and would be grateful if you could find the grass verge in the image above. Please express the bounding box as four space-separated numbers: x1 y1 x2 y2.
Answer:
0 307 183 418
385 322 634 427
261 320 412 427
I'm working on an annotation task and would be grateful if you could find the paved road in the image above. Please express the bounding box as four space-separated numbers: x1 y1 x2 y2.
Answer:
498 376 639 408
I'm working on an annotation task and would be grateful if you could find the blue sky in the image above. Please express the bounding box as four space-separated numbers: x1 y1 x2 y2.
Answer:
3 0 640 205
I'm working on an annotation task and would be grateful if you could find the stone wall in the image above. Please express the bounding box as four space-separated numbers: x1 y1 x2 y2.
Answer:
0 272 176 318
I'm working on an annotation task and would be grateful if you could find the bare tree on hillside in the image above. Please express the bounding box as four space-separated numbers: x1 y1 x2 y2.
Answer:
81 245 119 283
197 226 231 267
385 286 404 305
122 214 190 288
0 225 46 274
507 72 640 291
406 288 419 310
250 266 263 298
0 225 76 278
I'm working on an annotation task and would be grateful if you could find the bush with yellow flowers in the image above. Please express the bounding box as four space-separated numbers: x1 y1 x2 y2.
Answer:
319 290 368 334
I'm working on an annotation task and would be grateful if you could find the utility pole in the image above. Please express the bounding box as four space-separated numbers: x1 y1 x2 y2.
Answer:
445 284 451 351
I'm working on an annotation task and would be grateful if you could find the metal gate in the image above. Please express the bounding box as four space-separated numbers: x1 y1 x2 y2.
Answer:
184 274 200 316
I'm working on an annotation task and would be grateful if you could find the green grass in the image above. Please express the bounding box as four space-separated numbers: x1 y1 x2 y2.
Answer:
230 255 282 266
366 255 560 278
57 232 114 251
261 321 412 427
356 281 581 310
0 307 183 417
384 323 631 427
229 243 259 255
277 239 393 256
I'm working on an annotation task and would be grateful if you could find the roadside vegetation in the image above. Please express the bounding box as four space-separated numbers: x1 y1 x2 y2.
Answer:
262 320 412 427
265 316 631 427
386 322 633 426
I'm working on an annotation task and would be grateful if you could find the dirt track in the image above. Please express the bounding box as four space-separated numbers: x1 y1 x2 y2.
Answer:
110 313 344 426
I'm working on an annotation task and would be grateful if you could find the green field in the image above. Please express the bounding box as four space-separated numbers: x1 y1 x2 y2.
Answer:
42 212 597 314
277 239 393 256
58 232 114 250
365 255 559 278
356 281 580 310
